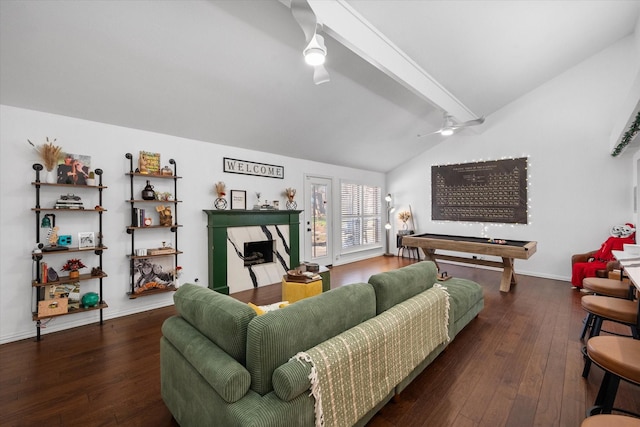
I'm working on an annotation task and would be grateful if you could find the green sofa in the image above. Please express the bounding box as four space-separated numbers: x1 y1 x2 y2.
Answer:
161 261 483 426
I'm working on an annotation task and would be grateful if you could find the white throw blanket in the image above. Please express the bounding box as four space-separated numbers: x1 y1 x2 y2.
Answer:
293 284 450 427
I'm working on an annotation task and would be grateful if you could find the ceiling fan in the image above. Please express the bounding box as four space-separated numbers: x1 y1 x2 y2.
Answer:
291 0 330 85
418 113 485 137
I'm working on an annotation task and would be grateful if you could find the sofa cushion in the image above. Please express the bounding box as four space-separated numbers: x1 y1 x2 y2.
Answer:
173 283 256 364
439 277 484 337
162 316 251 403
272 359 311 401
368 261 438 314
246 282 377 395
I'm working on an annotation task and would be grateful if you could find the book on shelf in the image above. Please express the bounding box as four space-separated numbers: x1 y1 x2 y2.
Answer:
41 262 48 283
132 208 147 227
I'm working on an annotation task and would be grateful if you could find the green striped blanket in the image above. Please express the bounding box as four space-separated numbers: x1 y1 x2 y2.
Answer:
293 284 450 427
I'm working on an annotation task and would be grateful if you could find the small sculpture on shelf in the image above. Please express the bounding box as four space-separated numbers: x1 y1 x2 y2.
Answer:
214 181 227 210
170 265 183 288
285 187 297 210
157 205 173 226
81 292 100 308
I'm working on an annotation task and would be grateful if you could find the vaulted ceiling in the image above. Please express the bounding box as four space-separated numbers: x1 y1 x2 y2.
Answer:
1 0 639 172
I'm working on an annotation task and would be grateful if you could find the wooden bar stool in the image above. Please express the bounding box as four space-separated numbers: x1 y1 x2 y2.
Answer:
581 414 640 427
581 295 639 377
580 277 634 340
585 336 640 416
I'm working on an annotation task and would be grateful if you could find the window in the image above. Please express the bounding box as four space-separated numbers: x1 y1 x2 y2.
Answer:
340 182 382 251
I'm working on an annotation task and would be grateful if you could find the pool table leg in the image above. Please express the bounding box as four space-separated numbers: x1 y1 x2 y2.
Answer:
422 248 439 270
500 257 517 292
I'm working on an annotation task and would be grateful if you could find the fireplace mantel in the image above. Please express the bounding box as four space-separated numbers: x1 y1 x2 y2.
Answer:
203 210 302 294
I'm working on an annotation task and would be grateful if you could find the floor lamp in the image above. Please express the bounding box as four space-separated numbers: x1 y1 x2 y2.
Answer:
384 193 395 257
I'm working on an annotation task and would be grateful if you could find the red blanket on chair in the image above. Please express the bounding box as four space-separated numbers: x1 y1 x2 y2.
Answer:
571 233 635 287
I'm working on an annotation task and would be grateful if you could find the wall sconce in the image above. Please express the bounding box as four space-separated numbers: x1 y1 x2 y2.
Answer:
384 193 395 257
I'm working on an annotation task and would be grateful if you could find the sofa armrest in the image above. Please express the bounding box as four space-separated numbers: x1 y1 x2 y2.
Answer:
272 359 312 401
571 250 597 265
162 316 251 403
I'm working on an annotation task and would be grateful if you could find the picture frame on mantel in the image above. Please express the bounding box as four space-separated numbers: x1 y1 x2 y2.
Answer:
230 190 246 210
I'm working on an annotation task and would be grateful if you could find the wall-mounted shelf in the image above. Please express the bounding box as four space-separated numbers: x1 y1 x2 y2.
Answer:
125 153 181 298
31 163 107 341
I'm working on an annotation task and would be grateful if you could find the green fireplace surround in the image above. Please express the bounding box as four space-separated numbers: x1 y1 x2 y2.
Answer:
203 210 303 294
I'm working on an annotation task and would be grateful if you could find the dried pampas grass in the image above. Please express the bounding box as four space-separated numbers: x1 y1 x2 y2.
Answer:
28 137 63 171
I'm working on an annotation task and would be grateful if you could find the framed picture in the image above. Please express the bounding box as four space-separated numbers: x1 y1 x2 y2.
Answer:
132 257 175 294
57 153 91 185
78 232 95 249
230 190 246 210
139 151 161 175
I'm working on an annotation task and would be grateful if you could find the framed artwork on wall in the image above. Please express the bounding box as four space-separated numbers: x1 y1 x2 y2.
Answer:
230 190 246 210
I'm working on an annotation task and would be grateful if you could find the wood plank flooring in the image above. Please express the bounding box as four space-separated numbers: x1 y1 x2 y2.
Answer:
1 257 638 426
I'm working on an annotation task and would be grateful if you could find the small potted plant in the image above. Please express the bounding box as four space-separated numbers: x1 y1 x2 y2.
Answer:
86 171 96 186
62 258 87 279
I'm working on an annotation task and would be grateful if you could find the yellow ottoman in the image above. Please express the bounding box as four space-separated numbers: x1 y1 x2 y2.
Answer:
282 277 323 303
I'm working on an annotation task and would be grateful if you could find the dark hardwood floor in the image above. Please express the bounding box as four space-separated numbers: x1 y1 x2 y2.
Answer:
1 257 639 426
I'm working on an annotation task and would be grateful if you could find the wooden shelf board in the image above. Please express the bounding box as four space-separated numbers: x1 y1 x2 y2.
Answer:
38 246 108 255
126 225 182 230
32 208 107 212
32 302 108 320
33 272 108 287
32 182 108 189
127 199 182 203
129 250 183 259
127 286 177 299
125 173 182 179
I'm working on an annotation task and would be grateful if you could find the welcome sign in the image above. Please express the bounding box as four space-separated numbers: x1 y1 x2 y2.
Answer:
223 158 284 179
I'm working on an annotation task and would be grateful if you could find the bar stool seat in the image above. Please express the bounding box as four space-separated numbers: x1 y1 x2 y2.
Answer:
580 278 634 340
581 414 640 427
581 295 640 377
586 336 640 416
583 277 633 299
581 296 638 327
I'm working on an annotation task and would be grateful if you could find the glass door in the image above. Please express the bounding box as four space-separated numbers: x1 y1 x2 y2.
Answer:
304 175 333 267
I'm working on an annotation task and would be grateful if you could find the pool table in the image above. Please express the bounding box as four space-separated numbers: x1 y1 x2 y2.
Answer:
401 233 537 292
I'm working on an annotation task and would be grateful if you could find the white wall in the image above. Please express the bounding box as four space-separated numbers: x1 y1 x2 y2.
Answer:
2 34 639 344
387 35 640 281
0 105 385 343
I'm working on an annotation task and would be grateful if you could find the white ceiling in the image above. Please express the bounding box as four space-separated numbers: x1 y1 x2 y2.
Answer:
1 0 639 172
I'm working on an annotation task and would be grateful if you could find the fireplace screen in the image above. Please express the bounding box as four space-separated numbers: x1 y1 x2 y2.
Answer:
244 240 274 266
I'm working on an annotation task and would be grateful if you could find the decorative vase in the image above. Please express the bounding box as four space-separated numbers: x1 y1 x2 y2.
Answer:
69 270 80 279
214 198 228 210
141 180 155 200
286 200 297 210
45 169 56 184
